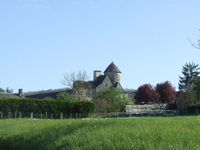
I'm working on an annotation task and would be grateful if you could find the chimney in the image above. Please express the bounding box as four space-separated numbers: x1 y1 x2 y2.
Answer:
18 89 23 98
93 70 101 81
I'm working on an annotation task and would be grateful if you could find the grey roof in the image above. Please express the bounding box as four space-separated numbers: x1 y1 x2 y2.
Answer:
114 82 125 92
25 89 72 99
104 62 122 73
94 75 107 88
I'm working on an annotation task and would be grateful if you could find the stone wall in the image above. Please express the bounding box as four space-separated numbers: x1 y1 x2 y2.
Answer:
104 72 121 85
126 104 168 113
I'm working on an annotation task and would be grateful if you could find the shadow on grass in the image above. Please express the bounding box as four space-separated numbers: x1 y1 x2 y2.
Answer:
0 119 118 150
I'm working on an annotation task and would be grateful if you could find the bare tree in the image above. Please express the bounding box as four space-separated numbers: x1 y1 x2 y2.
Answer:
61 71 92 101
188 29 200 50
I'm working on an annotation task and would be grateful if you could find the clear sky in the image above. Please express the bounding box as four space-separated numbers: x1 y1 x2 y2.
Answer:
0 0 200 93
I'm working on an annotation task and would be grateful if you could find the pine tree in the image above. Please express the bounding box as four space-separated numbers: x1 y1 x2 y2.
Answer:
179 62 200 90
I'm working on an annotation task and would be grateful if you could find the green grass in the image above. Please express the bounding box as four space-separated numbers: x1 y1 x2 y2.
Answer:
0 116 200 150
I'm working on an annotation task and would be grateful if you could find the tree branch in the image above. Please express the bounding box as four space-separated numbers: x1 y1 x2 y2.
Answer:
188 29 200 50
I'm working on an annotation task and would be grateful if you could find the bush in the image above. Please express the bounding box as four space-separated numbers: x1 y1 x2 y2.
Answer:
0 98 95 115
93 88 132 113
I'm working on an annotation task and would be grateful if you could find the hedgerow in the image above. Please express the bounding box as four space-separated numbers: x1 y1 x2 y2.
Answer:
0 98 95 114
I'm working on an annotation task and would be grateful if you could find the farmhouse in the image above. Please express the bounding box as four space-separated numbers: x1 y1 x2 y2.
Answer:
90 62 125 95
0 62 135 100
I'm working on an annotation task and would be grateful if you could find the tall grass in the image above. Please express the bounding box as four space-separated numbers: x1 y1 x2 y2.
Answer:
0 116 200 150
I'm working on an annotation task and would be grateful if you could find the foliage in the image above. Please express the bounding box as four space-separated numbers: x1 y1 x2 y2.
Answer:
193 77 200 102
56 92 74 102
0 98 95 114
1 117 200 150
155 81 177 104
0 88 5 92
43 96 54 100
5 87 14 93
179 62 200 91
61 71 91 101
93 88 132 112
134 84 160 104
177 85 198 108
0 87 14 93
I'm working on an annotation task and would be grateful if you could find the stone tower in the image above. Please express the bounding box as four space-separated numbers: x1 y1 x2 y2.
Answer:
104 62 122 85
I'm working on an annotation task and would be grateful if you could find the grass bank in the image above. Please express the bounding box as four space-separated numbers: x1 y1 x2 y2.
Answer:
0 116 200 150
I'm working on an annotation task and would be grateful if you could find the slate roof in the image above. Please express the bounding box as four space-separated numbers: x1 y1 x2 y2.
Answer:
94 75 107 88
104 62 122 73
25 89 72 99
114 82 125 92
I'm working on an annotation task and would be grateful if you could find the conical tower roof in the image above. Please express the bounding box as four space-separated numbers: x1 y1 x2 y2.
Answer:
104 62 122 73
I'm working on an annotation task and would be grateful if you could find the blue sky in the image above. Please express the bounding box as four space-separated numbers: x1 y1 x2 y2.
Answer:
0 0 200 93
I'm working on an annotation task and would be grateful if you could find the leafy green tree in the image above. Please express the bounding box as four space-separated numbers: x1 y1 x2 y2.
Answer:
179 62 200 91
193 77 200 101
43 96 54 100
177 85 198 109
5 87 14 93
0 88 5 92
56 92 74 102
93 88 132 113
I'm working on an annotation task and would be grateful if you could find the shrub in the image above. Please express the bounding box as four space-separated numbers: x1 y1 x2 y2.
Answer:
0 98 95 115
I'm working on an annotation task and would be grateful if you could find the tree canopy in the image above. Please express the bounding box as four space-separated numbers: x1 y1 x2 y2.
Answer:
56 92 74 102
93 88 132 113
134 84 160 104
177 85 198 108
179 62 200 91
0 87 13 93
0 88 5 92
155 81 177 104
193 77 200 102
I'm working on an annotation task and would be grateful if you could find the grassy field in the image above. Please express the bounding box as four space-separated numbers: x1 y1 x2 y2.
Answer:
0 116 200 150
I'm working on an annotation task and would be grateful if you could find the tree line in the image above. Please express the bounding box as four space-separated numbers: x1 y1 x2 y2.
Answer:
134 62 200 110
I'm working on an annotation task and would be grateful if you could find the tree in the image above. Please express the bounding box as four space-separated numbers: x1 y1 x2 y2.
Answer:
56 92 74 102
0 88 5 92
188 29 200 50
93 88 132 113
134 84 160 104
155 81 177 104
177 85 198 109
43 96 54 100
5 87 14 93
61 71 92 101
193 77 200 102
178 62 200 91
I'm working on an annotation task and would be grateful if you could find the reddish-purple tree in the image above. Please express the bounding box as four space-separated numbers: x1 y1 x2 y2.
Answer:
134 84 160 104
155 81 177 104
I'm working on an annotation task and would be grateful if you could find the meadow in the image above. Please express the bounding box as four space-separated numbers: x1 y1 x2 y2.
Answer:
0 116 200 150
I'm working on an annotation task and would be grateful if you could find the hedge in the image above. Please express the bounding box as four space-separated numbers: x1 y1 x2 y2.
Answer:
0 98 95 115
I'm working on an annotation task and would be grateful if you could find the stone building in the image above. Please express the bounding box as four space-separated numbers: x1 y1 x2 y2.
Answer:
90 62 125 94
0 89 25 98
0 62 135 100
